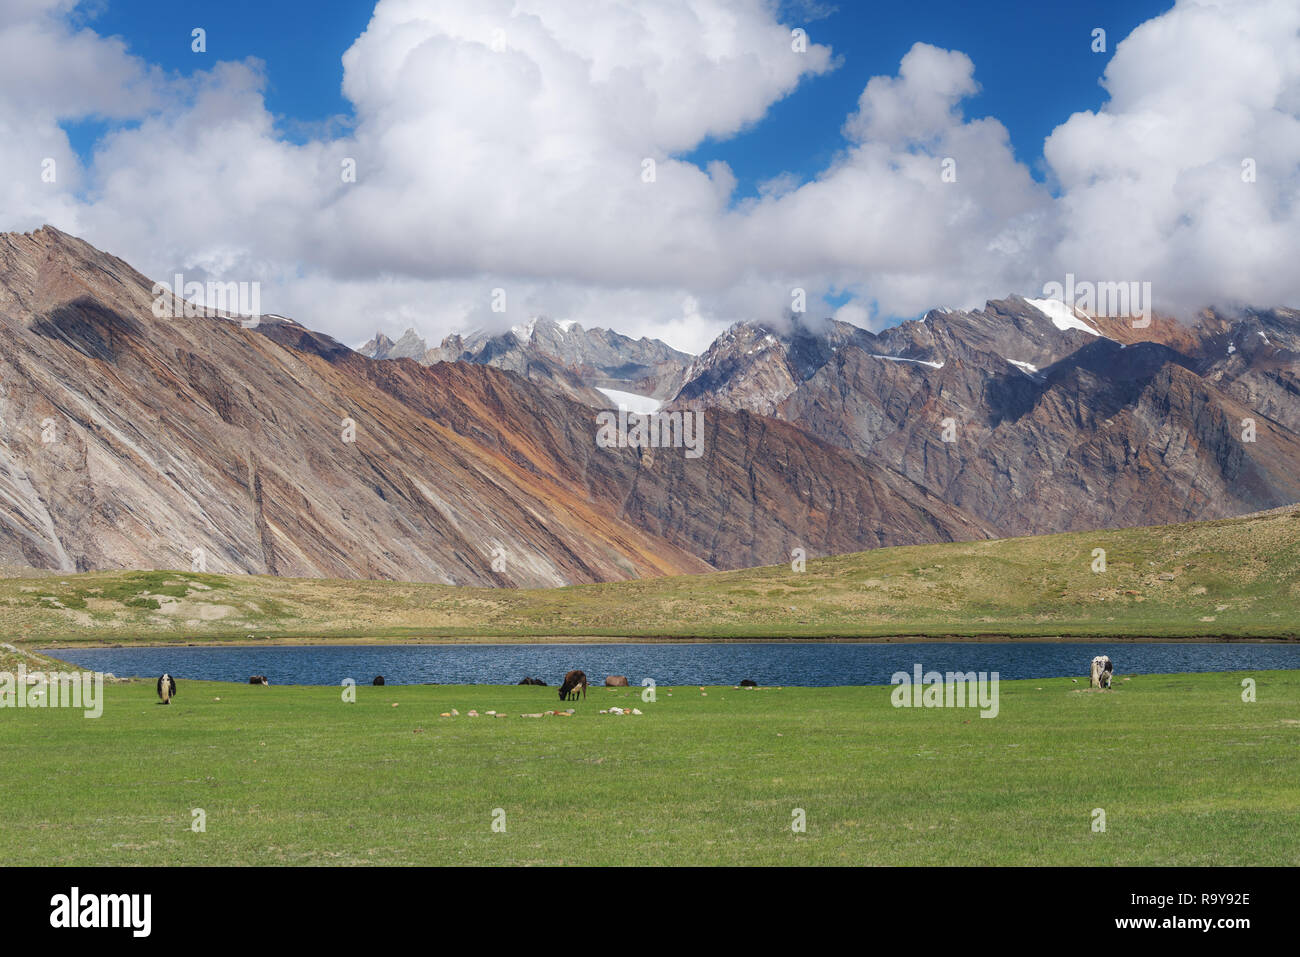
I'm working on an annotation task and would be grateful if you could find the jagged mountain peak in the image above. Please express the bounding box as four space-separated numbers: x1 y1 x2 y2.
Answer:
358 327 428 360
361 313 692 404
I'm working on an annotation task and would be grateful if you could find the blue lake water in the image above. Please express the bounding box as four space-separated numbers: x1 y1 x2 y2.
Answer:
45 641 1300 687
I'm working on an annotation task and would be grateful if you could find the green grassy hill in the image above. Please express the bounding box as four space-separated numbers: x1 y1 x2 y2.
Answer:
4 507 1298 644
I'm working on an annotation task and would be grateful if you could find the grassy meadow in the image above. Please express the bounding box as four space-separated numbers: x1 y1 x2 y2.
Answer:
2 670 1298 865
1 508 1298 645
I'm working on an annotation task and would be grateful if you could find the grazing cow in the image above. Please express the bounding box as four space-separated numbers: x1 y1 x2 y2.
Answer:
739 679 758 687
605 675 629 687
249 675 270 686
157 673 177 705
558 670 588 701
1089 656 1114 690
373 676 385 686
518 677 548 686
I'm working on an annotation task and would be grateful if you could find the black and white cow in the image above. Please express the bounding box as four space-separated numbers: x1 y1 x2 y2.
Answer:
1089 656 1114 689
157 673 177 704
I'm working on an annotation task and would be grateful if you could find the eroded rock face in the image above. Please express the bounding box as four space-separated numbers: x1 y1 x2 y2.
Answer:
665 299 1300 535
334 353 993 570
0 226 986 581
0 227 712 583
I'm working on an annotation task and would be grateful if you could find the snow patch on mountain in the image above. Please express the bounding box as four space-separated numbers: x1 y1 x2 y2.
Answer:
596 388 661 414
1025 298 1102 336
871 354 944 369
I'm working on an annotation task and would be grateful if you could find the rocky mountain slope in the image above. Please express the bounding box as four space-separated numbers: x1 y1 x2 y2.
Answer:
0 227 985 583
665 298 1300 535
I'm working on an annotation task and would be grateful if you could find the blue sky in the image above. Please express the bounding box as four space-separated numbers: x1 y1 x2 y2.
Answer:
74 0 1174 197
705 0 1175 196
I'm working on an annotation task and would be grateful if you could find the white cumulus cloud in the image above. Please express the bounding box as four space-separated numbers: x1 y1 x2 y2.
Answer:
0 0 1296 355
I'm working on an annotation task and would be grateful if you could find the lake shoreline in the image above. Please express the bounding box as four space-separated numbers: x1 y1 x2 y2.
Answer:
38 638 1300 688
30 632 1300 650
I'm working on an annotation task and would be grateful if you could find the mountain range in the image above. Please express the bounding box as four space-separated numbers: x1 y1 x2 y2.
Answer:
0 225 1296 585
359 317 690 408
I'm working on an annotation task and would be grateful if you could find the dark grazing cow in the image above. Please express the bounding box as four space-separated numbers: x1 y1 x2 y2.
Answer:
157 673 177 704
373 676 385 686
518 677 547 686
249 675 270 686
739 679 758 687
559 670 588 701
605 675 629 687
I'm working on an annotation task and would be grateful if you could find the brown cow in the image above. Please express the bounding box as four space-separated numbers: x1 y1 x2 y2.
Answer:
559 670 588 701
249 675 269 686
605 675 629 687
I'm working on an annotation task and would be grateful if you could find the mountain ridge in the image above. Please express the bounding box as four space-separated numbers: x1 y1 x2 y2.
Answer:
0 226 989 583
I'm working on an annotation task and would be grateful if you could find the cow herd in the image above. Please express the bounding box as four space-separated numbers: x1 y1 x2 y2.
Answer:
154 668 622 702
155 658 1121 702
